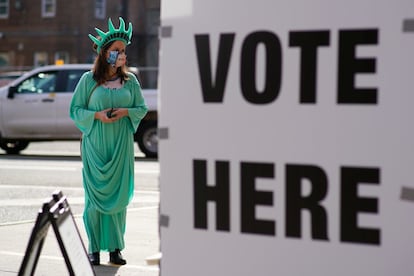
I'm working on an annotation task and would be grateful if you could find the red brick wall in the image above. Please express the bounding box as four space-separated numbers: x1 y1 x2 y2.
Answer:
0 0 159 70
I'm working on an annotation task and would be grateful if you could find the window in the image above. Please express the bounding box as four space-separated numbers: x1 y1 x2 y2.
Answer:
42 0 56 18
34 52 48 67
95 0 106 19
65 70 88 92
17 71 58 94
146 9 160 35
0 0 9 19
55 51 69 65
0 52 9 66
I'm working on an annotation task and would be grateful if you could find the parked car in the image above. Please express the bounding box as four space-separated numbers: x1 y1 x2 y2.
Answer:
0 64 158 158
0 71 27 87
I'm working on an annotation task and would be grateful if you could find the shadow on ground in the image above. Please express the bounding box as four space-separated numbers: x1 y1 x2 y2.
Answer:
93 263 121 275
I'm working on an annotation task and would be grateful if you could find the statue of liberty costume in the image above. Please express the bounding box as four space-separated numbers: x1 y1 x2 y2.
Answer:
69 17 148 263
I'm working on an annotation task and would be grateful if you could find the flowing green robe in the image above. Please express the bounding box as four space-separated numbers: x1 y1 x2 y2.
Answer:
69 71 148 252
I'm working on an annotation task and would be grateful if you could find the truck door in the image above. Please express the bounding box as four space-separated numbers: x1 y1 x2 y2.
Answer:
55 69 87 138
2 70 59 138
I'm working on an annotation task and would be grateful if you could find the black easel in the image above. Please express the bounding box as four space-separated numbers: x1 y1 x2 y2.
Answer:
18 191 95 276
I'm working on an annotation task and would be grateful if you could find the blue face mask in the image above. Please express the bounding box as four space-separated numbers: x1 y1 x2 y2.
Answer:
107 51 119 66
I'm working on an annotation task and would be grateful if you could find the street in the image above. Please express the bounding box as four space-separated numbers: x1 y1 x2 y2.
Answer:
0 141 160 275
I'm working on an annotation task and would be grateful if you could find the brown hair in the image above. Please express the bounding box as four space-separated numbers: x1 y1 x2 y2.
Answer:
92 40 130 85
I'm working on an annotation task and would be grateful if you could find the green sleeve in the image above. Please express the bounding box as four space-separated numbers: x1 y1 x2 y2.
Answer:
69 71 97 136
126 73 148 132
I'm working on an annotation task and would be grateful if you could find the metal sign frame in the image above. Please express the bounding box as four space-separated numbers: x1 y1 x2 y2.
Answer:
18 191 95 276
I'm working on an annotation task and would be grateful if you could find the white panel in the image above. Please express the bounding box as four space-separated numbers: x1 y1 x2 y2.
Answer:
159 1 414 275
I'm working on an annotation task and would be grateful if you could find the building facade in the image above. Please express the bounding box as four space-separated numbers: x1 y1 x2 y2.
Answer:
0 0 159 87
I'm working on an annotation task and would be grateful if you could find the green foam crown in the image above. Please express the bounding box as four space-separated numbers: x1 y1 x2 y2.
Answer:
88 17 133 53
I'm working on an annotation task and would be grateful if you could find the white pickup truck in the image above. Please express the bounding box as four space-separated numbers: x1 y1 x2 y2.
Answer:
0 64 158 157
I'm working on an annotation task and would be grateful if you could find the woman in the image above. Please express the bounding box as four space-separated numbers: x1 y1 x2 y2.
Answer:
69 17 148 266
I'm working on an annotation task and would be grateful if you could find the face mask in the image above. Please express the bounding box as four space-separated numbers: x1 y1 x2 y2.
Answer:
107 51 119 67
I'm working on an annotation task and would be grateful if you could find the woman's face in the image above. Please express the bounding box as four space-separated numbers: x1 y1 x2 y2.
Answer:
106 40 127 68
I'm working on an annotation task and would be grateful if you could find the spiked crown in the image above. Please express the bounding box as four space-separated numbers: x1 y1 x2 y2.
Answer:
88 17 133 53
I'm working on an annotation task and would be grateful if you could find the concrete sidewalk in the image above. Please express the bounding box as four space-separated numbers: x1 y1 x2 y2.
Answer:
0 206 160 276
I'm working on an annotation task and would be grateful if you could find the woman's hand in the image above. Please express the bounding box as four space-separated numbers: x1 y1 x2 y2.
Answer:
110 108 128 119
95 108 128 123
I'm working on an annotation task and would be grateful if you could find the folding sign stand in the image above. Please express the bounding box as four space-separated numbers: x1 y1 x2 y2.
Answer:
18 191 95 276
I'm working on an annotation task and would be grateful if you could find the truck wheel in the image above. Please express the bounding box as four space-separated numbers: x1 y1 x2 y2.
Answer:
136 121 158 158
0 140 29 154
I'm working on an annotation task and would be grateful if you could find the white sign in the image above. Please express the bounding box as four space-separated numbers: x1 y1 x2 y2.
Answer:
159 1 414 275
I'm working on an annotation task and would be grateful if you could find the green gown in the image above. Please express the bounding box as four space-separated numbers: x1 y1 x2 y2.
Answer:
69 71 148 253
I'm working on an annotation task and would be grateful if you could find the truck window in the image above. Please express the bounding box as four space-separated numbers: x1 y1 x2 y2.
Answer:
17 71 58 94
65 70 88 92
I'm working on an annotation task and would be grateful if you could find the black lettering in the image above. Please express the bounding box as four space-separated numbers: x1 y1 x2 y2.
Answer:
286 164 329 240
195 34 235 103
193 159 230 231
340 167 380 245
337 29 378 104
241 162 275 236
289 31 330 103
241 31 282 104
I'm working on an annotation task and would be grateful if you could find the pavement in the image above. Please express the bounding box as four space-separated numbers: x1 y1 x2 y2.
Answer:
0 204 161 275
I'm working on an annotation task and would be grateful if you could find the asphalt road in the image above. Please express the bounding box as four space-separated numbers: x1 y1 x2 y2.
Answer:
0 141 159 225
0 141 161 275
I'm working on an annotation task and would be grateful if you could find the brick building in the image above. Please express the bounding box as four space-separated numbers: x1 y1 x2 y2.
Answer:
0 0 160 87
